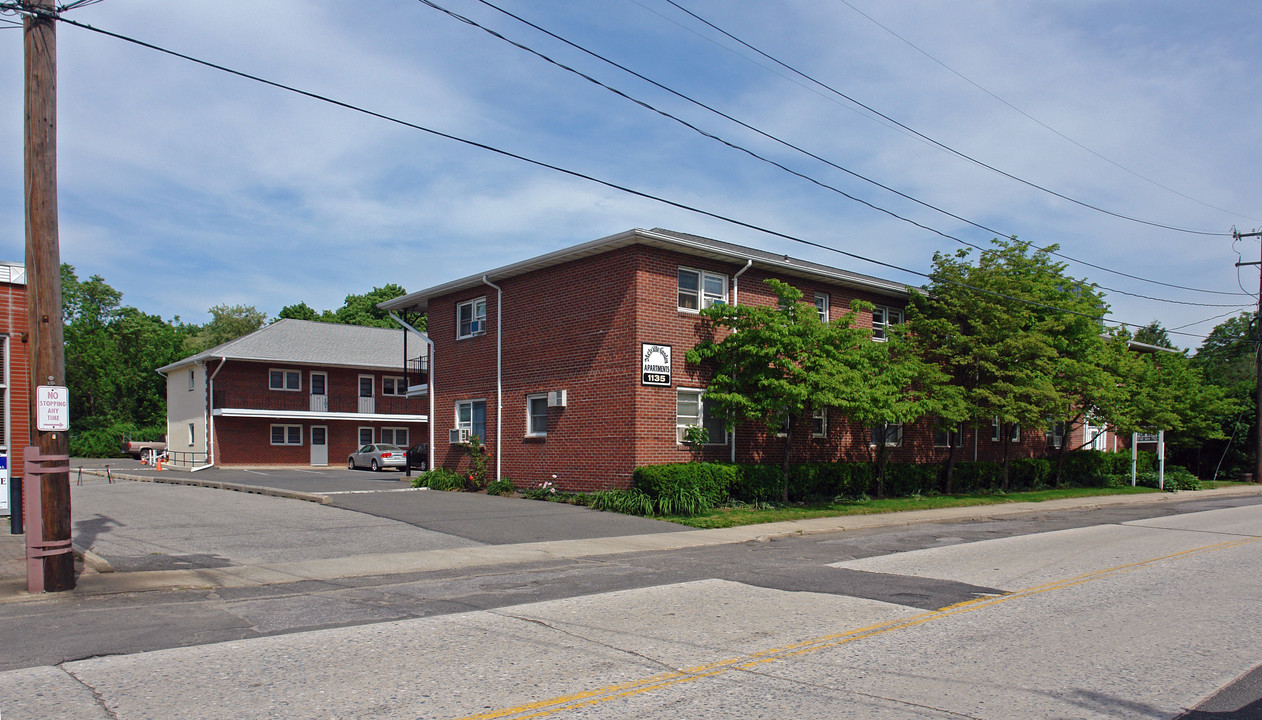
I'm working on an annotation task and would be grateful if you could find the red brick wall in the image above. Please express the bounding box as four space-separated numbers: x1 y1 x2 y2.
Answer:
427 243 1118 491
1 282 30 474
208 359 426 467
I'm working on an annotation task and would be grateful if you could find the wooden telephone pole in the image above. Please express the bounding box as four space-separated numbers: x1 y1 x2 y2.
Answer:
1234 228 1262 485
24 0 74 591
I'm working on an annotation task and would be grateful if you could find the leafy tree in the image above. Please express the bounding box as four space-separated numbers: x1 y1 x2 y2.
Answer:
908 238 1110 489
1189 312 1256 475
333 284 410 328
687 279 945 500
1133 320 1176 349
186 304 267 353
276 302 327 322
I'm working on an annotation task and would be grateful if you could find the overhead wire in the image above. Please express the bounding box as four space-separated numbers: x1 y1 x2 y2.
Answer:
438 0 1248 305
661 0 1228 239
831 0 1260 224
35 10 1228 340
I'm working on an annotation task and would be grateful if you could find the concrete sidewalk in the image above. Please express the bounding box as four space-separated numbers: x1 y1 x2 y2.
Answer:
1 473 1257 600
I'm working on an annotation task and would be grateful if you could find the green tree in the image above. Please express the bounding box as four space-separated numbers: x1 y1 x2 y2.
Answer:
276 302 326 322
687 279 945 500
1133 320 1176 349
333 284 410 328
186 304 268 353
1189 312 1256 475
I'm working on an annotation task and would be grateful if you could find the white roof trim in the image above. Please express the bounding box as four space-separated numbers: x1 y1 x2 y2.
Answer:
213 408 428 423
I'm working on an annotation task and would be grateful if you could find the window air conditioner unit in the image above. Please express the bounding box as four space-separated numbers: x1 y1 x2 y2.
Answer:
449 428 471 444
547 390 567 408
469 320 483 334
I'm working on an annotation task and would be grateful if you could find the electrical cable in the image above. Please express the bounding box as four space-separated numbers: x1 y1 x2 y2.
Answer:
466 0 1247 299
662 0 1229 238
36 10 1224 340
832 0 1260 224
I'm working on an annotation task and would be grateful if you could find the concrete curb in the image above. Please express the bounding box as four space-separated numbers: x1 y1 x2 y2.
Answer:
74 468 331 505
16 482 1257 601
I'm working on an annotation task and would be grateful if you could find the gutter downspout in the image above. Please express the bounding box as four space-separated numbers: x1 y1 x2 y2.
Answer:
483 276 503 482
730 259 753 463
206 358 227 468
390 312 434 473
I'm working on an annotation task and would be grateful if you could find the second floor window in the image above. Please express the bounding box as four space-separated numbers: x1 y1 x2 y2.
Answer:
270 369 300 391
872 306 903 341
678 268 727 312
458 298 487 339
382 377 406 396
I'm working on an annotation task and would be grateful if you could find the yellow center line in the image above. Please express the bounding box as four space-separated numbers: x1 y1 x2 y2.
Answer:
453 533 1262 720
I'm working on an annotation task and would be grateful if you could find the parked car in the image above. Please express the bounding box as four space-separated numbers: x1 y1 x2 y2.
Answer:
407 443 430 471
347 443 407 472
121 435 167 462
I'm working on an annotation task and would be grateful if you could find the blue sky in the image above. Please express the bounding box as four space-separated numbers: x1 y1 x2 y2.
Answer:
3 0 1261 348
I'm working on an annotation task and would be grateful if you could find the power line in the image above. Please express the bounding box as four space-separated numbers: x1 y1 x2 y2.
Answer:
38 11 1222 340
832 0 1260 224
460 0 1246 300
661 0 1230 239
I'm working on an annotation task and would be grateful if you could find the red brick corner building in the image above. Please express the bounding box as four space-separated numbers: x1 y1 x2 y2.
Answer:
381 228 1118 492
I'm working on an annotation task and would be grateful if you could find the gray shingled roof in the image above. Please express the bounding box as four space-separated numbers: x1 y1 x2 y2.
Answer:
379 227 912 314
158 319 420 372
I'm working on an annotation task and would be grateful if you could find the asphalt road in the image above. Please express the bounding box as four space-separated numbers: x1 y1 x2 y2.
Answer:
2 497 1259 719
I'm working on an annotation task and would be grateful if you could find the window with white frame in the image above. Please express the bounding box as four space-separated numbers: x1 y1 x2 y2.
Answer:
814 293 829 322
676 389 727 444
188 369 195 391
871 306 903 341
677 268 727 312
934 422 963 448
811 407 827 438
991 417 1021 442
382 377 406 396
381 427 409 446
457 297 487 339
870 422 903 447
358 427 374 446
270 424 302 446
188 422 195 447
1045 420 1066 449
526 394 548 436
456 399 487 441
269 369 301 391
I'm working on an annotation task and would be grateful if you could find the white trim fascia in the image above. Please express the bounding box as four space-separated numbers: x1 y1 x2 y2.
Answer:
213 408 428 423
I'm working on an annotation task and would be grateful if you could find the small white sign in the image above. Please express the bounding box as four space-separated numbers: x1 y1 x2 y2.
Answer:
36 385 69 432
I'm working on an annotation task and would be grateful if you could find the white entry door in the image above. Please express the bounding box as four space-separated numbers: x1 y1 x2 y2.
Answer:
310 425 328 466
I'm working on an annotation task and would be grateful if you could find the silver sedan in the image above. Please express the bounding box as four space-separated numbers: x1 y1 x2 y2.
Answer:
347 443 407 472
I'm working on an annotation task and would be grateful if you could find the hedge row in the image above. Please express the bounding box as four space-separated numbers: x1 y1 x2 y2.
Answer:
632 450 1162 509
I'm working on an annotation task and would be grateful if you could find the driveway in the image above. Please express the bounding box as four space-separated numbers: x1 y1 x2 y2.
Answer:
68 459 686 572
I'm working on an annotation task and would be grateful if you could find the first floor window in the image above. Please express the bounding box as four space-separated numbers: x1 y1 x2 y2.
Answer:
359 427 374 446
457 400 487 441
458 297 487 339
271 424 302 446
526 394 548 436
188 423 195 447
811 408 827 438
676 389 727 444
871 306 903 341
814 293 829 322
269 369 301 391
991 417 1021 443
870 422 903 447
934 422 963 448
381 427 409 446
1045 420 1066 449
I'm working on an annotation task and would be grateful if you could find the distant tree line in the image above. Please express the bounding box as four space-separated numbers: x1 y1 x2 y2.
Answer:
59 265 421 456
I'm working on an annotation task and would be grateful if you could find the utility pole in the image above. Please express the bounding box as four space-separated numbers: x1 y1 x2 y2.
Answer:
24 0 74 591
1234 228 1262 485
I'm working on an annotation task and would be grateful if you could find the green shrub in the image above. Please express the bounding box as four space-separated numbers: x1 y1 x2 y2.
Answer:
882 463 941 497
486 478 516 496
412 468 466 491
588 489 656 516
950 462 1004 493
632 463 735 507
1010 458 1051 491
1165 466 1201 491
71 421 167 458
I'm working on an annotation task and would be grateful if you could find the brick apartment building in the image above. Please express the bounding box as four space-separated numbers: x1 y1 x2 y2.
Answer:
1 262 29 512
157 319 428 469
381 228 1118 492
